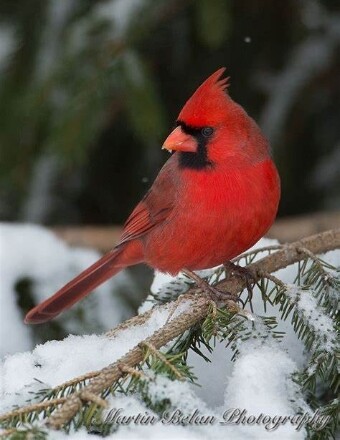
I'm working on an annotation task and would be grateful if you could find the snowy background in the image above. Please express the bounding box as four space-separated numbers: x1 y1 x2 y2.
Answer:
1 223 338 439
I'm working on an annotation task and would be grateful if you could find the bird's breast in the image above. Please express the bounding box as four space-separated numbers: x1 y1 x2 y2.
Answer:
143 159 280 274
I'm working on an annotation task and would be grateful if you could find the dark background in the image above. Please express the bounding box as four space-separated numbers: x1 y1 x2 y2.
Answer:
0 0 339 226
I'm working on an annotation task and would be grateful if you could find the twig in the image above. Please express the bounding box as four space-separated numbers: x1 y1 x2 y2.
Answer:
257 270 287 289
79 392 107 408
232 244 283 262
0 398 67 422
139 341 184 380
117 364 148 380
52 371 101 392
295 246 329 277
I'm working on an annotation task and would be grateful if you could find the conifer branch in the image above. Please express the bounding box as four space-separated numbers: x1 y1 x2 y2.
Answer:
46 293 210 429
46 228 340 429
0 398 67 422
1 228 339 431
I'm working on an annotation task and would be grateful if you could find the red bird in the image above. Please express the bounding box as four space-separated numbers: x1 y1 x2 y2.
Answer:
25 68 280 324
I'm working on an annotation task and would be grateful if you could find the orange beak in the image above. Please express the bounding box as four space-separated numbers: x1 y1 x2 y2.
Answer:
162 126 197 153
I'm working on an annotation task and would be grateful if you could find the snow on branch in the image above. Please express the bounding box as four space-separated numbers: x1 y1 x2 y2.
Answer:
1 228 337 434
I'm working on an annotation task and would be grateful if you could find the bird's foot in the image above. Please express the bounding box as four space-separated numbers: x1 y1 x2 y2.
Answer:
223 261 255 305
182 268 244 307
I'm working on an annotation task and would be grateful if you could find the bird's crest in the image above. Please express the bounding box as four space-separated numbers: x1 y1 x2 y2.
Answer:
178 68 231 127
203 67 230 92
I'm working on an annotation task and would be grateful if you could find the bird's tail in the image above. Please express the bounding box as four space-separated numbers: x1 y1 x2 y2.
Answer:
25 245 137 324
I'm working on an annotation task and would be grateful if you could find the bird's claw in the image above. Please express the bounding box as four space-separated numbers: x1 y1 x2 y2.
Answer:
181 268 244 307
205 285 245 308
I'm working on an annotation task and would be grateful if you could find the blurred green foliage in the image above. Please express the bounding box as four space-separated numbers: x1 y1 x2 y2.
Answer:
196 0 231 48
0 0 339 224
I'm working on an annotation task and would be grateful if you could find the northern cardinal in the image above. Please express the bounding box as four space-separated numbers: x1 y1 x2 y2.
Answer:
25 68 280 324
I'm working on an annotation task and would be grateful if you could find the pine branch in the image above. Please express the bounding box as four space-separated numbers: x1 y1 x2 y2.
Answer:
46 294 210 429
0 398 67 423
1 228 339 431
46 228 340 429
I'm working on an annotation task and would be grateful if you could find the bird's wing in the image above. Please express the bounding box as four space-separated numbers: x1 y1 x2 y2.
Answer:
120 197 171 243
119 164 175 244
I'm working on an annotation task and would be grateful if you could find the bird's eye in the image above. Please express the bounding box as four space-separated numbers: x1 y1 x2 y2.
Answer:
201 127 214 137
